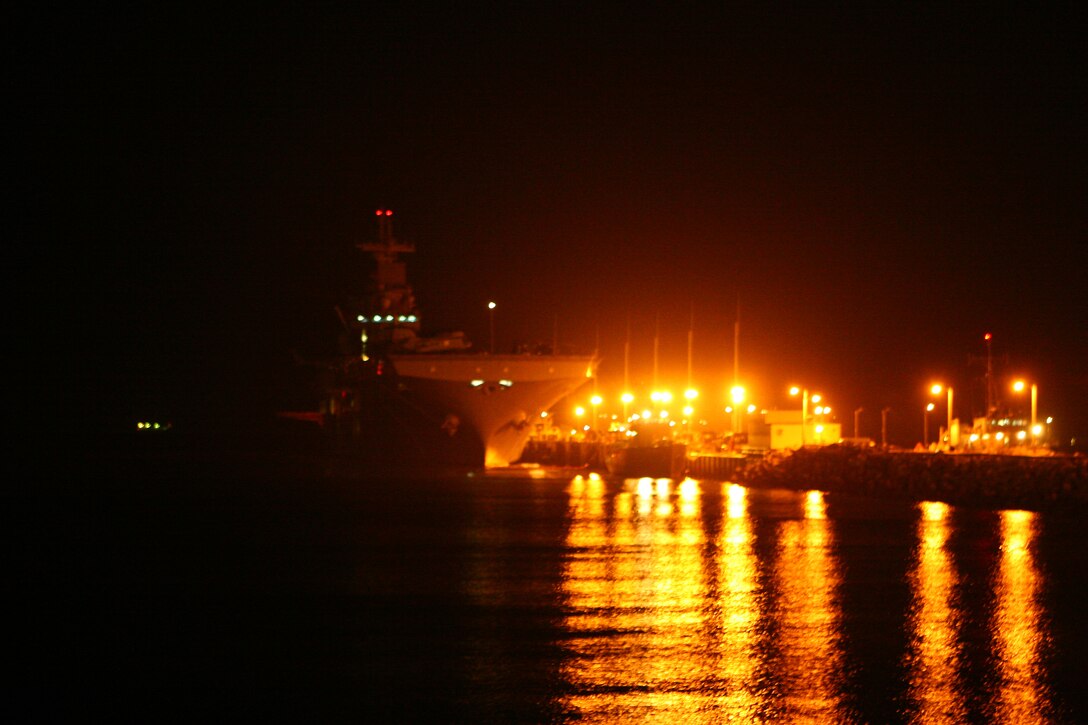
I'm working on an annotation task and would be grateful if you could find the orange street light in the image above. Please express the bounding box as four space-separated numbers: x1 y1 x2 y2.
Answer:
929 383 954 448
924 402 935 447
1012 379 1038 439
789 386 809 447
487 301 497 354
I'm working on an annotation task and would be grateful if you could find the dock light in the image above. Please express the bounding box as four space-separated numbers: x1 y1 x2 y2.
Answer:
730 385 745 405
790 386 810 447
995 431 1005 441
823 406 831 415
1017 430 1027 441
814 406 824 415
641 409 652 420
683 405 694 417
661 391 674 404
929 383 954 448
810 394 822 404
747 404 756 414
590 395 602 406
651 392 662 402
685 388 699 400
927 403 935 412
1011 380 1038 437
574 406 585 417
724 406 733 414
540 411 548 418
1032 424 1043 436
1046 417 1053 424
621 392 634 404
659 410 669 419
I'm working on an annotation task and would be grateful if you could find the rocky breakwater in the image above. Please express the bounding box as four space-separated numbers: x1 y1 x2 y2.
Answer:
735 445 1088 512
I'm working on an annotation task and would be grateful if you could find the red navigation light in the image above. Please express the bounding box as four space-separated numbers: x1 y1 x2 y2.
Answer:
375 210 383 216
984 332 992 341
385 210 393 216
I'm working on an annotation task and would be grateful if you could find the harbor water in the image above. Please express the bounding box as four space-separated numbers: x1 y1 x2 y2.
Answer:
13 465 1087 722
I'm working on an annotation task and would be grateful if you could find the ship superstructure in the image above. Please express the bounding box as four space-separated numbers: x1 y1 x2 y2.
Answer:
330 210 596 468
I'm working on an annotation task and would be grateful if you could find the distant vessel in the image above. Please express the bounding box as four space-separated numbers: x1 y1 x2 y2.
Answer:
325 210 597 468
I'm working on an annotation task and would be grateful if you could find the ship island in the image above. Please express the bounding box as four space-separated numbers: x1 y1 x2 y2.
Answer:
312 210 597 469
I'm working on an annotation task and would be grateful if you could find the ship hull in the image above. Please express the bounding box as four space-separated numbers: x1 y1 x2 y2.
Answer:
386 354 596 467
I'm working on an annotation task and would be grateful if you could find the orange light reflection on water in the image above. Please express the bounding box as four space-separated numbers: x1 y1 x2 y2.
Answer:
991 509 1049 724
561 476 715 721
715 482 764 720
770 489 846 721
906 501 967 724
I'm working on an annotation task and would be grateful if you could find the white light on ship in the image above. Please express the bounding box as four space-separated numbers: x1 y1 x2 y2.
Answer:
356 314 364 322
1017 430 1027 441
407 315 417 322
372 315 381 322
499 380 513 387
385 315 393 322
470 379 485 387
1032 424 1043 436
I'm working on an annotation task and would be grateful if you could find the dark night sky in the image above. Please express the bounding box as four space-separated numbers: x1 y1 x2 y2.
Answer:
22 3 1086 447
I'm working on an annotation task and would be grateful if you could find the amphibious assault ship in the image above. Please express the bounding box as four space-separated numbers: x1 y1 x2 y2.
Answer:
326 210 597 468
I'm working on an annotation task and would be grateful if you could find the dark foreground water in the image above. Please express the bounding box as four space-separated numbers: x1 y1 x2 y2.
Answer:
11 467 1088 722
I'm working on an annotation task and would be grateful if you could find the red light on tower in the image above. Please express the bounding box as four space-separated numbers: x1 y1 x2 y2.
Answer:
375 209 383 216
984 332 992 341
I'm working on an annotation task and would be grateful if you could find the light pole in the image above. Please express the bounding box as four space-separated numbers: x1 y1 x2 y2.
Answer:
924 402 935 447
730 385 744 438
930 383 953 448
487 301 496 354
1012 380 1038 443
590 394 602 432
881 407 891 449
854 407 864 440
789 386 809 448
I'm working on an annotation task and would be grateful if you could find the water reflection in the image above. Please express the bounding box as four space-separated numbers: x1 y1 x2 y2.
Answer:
714 483 764 720
561 479 853 721
990 510 1050 724
561 475 713 721
769 489 846 721
906 501 967 724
